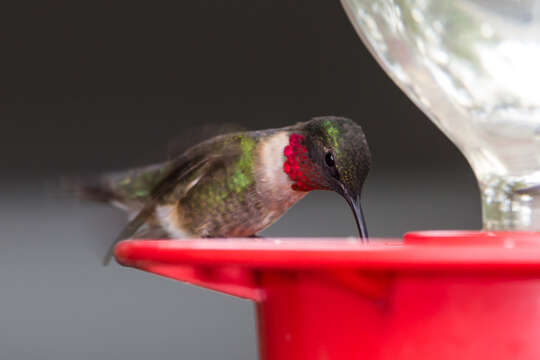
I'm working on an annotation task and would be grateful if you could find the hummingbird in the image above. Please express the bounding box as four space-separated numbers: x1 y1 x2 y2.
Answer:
80 116 372 264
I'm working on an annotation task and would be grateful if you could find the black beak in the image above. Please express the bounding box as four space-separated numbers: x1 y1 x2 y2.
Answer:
343 192 369 242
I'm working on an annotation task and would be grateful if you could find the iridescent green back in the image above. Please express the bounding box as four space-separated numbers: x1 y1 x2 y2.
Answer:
176 133 264 236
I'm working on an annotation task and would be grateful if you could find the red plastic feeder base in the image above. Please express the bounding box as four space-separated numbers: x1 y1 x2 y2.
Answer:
115 231 540 360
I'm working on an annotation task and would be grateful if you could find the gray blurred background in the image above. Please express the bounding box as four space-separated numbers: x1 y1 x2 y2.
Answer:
1 1 480 359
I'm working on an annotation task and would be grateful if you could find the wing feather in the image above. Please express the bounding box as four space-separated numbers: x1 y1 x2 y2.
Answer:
103 137 244 265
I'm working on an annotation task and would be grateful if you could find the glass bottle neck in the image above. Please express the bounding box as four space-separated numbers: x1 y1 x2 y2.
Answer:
479 175 540 231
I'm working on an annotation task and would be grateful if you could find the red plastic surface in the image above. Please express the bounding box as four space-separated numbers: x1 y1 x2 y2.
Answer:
115 231 540 360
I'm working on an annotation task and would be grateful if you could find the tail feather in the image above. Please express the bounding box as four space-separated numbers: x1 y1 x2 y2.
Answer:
63 177 119 204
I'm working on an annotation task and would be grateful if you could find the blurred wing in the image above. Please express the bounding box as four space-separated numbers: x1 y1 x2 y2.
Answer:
165 123 246 161
88 123 247 205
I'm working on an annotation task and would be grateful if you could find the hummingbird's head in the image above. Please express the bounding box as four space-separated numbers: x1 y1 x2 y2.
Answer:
283 116 372 239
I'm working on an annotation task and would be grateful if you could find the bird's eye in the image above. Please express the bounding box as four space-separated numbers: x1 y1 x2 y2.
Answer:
325 152 335 167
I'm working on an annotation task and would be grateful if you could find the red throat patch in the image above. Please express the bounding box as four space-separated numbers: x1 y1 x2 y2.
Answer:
283 133 318 191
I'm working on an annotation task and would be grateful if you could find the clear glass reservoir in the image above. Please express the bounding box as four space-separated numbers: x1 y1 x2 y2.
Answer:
342 0 540 230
